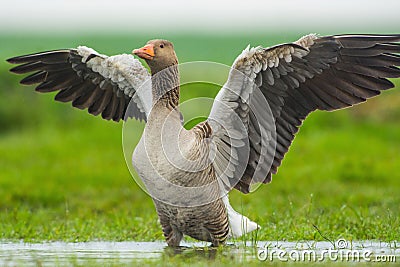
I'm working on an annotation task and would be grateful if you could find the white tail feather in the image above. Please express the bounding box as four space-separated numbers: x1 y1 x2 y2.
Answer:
222 195 260 238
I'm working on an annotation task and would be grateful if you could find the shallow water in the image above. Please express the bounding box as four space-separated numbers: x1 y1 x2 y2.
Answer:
0 240 398 266
0 241 168 266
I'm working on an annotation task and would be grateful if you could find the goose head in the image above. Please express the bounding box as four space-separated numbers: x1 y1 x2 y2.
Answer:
133 39 178 74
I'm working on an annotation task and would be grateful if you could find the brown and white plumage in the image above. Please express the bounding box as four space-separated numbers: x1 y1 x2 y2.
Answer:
7 34 400 246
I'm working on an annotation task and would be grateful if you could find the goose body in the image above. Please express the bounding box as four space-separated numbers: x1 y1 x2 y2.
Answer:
7 34 400 246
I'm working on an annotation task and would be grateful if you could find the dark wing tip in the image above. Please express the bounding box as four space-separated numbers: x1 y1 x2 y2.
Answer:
6 56 24 65
20 71 47 85
323 33 400 40
9 65 21 74
9 62 37 74
6 50 72 65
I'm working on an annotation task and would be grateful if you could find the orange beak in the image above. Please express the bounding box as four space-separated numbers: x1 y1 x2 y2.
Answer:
132 44 155 60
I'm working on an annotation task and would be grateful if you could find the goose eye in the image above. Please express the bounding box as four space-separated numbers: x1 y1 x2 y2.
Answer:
160 44 164 48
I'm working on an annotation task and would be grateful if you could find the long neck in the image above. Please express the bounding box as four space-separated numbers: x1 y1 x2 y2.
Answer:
151 64 180 110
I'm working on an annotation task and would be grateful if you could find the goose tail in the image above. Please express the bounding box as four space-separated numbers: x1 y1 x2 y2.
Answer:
222 195 260 238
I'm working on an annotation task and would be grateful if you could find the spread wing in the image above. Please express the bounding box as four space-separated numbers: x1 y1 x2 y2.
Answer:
206 34 400 194
7 46 152 122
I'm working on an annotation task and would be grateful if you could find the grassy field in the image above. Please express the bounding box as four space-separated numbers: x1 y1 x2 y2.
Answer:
0 33 400 265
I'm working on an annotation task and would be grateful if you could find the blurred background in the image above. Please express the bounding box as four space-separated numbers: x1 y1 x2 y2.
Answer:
0 0 399 242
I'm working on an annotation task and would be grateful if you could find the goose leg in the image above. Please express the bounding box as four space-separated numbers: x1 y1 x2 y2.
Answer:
203 223 229 247
159 215 183 247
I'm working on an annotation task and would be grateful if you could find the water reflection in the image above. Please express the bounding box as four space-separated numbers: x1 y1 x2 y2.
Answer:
0 240 398 266
163 245 218 260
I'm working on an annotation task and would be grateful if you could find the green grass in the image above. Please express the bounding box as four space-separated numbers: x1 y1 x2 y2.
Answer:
0 33 400 265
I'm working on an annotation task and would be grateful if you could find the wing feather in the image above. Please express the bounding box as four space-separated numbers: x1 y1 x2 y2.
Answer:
8 46 151 122
206 34 400 193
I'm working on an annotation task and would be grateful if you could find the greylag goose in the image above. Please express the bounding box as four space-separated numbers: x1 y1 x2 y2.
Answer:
7 34 400 246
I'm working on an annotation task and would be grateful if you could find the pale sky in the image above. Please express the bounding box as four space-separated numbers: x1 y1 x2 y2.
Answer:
0 0 399 33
